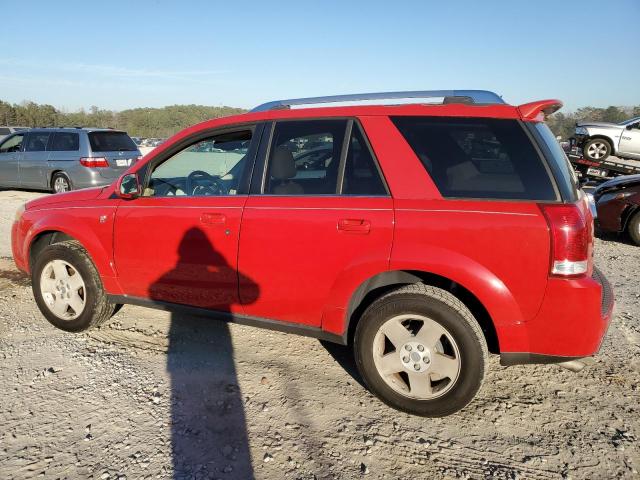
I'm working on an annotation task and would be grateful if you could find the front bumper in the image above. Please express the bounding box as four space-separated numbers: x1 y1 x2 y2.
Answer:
500 266 614 366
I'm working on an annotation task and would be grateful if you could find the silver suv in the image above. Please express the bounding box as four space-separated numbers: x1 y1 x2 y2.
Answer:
574 116 640 162
0 128 141 193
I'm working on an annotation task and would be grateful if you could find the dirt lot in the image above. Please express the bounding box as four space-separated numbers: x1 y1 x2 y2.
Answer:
0 189 638 480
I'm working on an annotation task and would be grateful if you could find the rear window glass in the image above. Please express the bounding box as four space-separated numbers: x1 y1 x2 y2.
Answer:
50 132 79 151
0 128 10 135
391 117 557 200
533 123 578 200
88 131 137 152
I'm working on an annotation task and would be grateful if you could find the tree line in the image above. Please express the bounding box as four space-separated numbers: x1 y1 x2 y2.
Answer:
0 100 246 138
2 99 639 140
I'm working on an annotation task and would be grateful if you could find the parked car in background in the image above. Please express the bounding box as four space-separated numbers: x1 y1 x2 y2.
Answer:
573 116 640 162
0 126 29 141
11 90 613 417
594 173 640 245
0 128 141 193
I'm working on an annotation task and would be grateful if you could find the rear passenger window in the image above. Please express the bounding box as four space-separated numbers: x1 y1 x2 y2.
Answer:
50 132 79 151
391 117 557 200
264 120 347 195
25 133 50 152
342 124 387 195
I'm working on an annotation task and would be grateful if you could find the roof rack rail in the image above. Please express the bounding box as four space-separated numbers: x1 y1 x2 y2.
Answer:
251 89 505 112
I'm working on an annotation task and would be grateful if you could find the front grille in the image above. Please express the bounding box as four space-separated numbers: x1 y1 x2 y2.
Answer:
592 266 613 317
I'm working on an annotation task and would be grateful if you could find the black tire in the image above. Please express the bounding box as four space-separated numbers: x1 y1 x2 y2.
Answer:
628 211 640 246
354 284 488 417
51 172 72 193
583 138 612 162
32 240 116 332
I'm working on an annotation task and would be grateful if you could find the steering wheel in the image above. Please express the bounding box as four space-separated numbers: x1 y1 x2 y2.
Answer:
186 170 228 196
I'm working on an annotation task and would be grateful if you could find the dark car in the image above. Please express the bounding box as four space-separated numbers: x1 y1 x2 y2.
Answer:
594 174 640 245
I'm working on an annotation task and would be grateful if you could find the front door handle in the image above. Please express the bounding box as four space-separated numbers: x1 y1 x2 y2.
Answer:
337 218 371 234
200 213 226 226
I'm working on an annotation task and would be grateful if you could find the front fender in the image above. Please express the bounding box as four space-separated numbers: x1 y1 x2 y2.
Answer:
23 206 120 292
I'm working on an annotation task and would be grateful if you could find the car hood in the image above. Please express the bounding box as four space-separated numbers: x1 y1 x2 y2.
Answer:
577 121 622 129
594 174 640 194
26 187 106 210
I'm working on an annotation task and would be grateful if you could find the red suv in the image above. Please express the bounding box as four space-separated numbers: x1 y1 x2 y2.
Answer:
11 90 614 417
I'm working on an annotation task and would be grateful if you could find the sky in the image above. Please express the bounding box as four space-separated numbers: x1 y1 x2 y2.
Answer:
1 0 638 113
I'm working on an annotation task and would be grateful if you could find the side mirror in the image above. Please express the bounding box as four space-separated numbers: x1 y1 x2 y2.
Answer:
116 173 141 199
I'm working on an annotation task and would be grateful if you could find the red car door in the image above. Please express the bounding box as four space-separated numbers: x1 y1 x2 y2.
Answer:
113 127 260 312
238 119 393 327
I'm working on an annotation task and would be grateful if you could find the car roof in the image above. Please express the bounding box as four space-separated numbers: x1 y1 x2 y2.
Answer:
24 127 125 134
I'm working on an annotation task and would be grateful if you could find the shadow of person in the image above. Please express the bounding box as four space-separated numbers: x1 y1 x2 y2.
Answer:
149 227 259 479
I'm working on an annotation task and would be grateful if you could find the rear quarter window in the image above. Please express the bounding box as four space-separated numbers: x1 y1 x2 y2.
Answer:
89 131 137 152
391 116 558 201
50 132 80 151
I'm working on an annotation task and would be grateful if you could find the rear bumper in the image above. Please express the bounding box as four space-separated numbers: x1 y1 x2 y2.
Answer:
500 266 614 366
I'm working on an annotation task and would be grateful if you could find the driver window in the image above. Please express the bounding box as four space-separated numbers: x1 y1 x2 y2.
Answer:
145 130 252 197
0 134 24 154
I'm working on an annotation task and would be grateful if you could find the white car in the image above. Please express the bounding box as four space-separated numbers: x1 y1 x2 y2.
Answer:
574 116 640 161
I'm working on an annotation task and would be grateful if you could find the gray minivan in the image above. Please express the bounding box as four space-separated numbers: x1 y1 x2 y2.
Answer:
0 128 141 193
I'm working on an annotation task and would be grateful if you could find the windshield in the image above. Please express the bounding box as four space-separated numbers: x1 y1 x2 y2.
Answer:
618 116 640 126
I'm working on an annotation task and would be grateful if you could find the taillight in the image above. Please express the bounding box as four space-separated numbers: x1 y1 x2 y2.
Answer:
79 157 109 168
540 203 592 277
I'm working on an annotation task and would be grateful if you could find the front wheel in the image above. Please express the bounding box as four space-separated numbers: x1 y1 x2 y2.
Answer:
32 240 116 332
354 284 488 417
583 138 612 161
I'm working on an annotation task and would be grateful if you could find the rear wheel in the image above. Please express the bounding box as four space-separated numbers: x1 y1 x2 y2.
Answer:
583 138 612 161
51 172 72 193
32 240 116 332
628 212 640 246
354 284 488 417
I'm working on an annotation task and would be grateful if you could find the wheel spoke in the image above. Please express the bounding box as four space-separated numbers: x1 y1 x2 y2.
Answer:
414 318 448 349
67 293 84 314
376 352 403 375
40 276 57 293
51 298 69 317
381 319 412 347
52 262 69 280
408 371 432 396
67 272 84 291
430 352 459 380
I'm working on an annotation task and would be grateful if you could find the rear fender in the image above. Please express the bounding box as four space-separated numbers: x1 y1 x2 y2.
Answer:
390 247 526 327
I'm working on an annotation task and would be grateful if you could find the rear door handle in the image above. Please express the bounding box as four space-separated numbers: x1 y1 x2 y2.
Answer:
337 218 371 234
200 213 226 226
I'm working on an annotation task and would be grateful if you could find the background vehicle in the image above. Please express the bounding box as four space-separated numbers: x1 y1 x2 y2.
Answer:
594 174 640 245
0 126 29 141
572 116 640 162
0 128 141 193
11 90 613 417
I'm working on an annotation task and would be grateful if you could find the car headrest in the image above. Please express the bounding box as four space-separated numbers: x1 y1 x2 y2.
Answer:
270 147 296 180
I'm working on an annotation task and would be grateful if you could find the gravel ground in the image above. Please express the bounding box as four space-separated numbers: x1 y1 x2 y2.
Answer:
0 189 638 480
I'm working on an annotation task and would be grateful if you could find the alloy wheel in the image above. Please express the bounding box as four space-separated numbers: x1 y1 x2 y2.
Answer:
587 142 608 160
54 176 70 193
372 314 461 400
39 259 86 320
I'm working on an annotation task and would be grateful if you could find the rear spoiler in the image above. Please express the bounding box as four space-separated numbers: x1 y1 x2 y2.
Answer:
518 99 563 121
